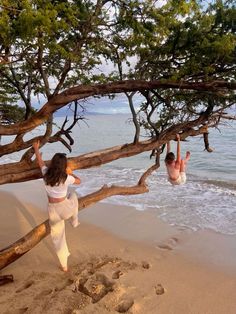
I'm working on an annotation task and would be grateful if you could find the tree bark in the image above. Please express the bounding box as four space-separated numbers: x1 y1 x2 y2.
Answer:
0 220 50 270
0 79 234 135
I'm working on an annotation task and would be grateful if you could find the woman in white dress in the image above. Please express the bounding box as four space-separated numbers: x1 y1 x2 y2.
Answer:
33 140 81 272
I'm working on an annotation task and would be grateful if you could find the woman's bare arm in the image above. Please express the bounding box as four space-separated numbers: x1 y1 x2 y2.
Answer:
66 167 81 185
71 173 81 185
33 140 45 169
166 141 171 154
176 134 181 164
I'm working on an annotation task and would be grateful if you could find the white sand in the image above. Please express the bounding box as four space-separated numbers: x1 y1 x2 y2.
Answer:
0 180 236 314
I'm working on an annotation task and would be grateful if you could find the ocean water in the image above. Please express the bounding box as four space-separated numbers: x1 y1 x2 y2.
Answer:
1 113 236 235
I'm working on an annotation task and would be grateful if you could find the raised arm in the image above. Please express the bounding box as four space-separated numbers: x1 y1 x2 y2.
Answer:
176 134 181 163
166 141 171 154
33 140 45 169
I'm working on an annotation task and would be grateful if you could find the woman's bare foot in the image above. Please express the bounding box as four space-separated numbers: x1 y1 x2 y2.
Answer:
59 265 68 272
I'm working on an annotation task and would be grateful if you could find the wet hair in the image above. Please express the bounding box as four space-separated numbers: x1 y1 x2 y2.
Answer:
165 152 175 165
44 153 68 186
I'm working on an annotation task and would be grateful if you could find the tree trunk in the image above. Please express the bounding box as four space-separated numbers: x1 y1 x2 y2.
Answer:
0 123 208 185
0 220 50 270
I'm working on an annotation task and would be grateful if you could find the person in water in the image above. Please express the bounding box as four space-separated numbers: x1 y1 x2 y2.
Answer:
33 140 81 272
165 134 190 185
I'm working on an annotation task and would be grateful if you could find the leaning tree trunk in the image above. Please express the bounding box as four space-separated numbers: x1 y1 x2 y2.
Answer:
0 122 208 185
0 220 50 270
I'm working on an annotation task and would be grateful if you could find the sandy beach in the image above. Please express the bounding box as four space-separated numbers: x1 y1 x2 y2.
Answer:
1 180 236 314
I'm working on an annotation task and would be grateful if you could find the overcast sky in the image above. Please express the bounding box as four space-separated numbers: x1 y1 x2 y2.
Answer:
86 93 144 114
54 93 145 115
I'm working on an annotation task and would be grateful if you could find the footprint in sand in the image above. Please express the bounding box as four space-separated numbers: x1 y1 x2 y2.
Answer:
112 270 123 279
158 237 179 250
55 278 74 291
141 261 150 269
17 307 29 313
155 284 165 295
158 244 173 250
115 298 134 313
73 272 114 303
34 288 53 299
16 280 35 293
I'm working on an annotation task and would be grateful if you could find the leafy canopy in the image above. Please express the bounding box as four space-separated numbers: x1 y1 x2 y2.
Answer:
0 0 235 135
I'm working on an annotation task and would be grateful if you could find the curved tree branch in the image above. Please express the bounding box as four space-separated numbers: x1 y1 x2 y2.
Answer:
0 79 235 135
0 117 209 185
0 116 53 158
126 92 140 144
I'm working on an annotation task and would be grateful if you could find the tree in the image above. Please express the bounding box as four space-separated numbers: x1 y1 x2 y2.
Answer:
0 0 235 270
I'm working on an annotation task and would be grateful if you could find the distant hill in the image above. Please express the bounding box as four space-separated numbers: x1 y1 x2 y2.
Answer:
54 109 108 117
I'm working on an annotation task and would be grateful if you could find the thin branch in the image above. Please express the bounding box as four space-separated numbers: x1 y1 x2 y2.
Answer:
52 60 71 96
37 38 51 99
141 91 159 137
213 113 236 121
20 117 53 162
126 92 140 144
48 101 83 150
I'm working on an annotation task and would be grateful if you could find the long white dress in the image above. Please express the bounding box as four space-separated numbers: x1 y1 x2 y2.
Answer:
41 166 79 269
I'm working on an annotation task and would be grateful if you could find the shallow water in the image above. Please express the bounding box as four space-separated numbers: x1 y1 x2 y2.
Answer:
1 113 236 235
78 114 236 235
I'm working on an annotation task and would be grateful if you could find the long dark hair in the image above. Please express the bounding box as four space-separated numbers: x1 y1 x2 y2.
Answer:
44 153 68 186
165 152 175 164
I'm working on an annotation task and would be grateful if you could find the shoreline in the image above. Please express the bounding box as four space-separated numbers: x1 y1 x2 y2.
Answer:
0 180 236 313
79 201 236 276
